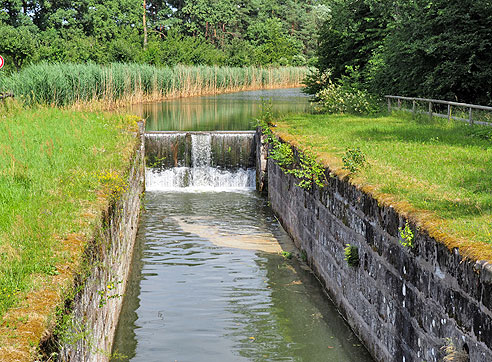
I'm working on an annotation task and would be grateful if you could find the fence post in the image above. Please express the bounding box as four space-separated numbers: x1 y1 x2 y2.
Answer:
387 98 392 113
469 107 473 125
447 104 451 121
412 100 416 118
398 98 401 110
428 101 433 120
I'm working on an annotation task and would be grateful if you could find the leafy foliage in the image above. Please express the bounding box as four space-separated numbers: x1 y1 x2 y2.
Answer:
399 221 415 249
0 0 327 72
269 142 294 169
285 150 326 189
257 107 326 190
344 244 359 267
314 80 379 115
314 0 492 104
342 147 367 173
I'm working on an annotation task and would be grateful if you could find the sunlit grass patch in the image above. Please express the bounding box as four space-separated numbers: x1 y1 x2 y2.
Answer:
275 112 492 259
0 101 138 317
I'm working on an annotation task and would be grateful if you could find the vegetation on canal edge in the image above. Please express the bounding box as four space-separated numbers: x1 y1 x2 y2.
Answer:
0 63 308 107
273 112 492 261
257 106 326 190
0 99 139 357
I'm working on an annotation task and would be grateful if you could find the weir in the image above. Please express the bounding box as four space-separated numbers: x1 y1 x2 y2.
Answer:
145 131 256 190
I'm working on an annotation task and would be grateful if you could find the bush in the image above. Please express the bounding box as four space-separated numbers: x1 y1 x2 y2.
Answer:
313 81 379 115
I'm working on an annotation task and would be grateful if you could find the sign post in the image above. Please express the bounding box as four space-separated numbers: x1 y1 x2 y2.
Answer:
0 56 4 69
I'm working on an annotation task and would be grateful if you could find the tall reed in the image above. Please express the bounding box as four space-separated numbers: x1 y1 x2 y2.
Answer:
0 63 309 106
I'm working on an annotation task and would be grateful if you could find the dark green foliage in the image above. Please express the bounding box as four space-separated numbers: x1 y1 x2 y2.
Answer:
317 0 388 83
314 0 492 105
344 244 359 267
468 126 492 142
374 0 492 104
0 0 326 70
0 25 37 70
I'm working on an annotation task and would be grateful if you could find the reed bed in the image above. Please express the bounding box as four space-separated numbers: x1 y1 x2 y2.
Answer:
0 63 308 107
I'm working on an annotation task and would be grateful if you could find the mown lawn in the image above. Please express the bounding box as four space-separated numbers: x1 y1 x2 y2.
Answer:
274 112 492 260
0 101 138 318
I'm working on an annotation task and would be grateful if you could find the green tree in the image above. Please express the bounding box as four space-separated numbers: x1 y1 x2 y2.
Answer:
374 0 492 104
0 25 37 70
317 0 388 81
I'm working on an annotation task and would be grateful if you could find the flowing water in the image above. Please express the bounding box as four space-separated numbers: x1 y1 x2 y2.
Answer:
112 89 373 361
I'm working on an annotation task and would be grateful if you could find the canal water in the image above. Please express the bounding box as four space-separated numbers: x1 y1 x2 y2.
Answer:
131 88 309 131
112 89 373 361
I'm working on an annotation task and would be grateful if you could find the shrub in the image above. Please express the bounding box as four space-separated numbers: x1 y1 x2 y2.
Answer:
342 147 366 173
314 81 379 115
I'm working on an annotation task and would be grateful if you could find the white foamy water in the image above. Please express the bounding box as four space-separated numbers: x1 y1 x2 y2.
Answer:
145 167 256 192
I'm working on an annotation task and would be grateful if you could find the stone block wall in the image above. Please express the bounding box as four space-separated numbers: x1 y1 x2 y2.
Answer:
57 123 145 361
264 133 492 362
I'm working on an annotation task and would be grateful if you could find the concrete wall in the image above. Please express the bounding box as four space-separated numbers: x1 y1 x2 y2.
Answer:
262 131 492 362
57 124 145 361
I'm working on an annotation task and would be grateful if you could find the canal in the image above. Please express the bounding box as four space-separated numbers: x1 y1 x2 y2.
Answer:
112 89 373 361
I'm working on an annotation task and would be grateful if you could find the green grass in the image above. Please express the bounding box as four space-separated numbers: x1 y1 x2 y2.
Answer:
275 112 492 258
0 63 308 106
0 100 138 316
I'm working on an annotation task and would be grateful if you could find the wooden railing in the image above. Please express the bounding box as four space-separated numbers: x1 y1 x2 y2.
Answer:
385 95 492 126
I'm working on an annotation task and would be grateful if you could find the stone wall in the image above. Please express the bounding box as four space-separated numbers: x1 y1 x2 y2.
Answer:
262 131 492 362
57 123 145 361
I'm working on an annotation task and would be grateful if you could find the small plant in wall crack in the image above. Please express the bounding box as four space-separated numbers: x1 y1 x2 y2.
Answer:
342 147 366 173
98 280 123 308
399 221 415 248
344 244 359 267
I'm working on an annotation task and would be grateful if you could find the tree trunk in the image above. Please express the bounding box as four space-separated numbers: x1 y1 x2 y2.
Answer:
143 0 148 49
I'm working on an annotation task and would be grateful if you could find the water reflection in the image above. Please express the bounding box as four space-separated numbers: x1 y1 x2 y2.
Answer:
111 192 373 362
131 88 310 131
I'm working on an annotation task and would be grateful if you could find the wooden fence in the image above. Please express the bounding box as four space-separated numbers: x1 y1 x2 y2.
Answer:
385 95 492 126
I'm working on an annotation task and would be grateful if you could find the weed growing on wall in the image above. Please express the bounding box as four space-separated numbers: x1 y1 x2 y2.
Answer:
269 142 294 168
399 221 415 248
97 280 123 308
344 244 360 267
285 150 326 189
258 108 326 190
281 251 293 259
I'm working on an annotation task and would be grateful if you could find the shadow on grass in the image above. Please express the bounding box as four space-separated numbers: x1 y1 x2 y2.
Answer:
353 120 492 150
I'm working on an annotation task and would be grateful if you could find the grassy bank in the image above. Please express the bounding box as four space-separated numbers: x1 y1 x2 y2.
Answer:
273 112 492 260
0 63 308 107
0 100 139 358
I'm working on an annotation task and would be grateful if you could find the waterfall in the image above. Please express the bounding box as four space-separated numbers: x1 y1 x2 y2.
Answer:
146 133 256 191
